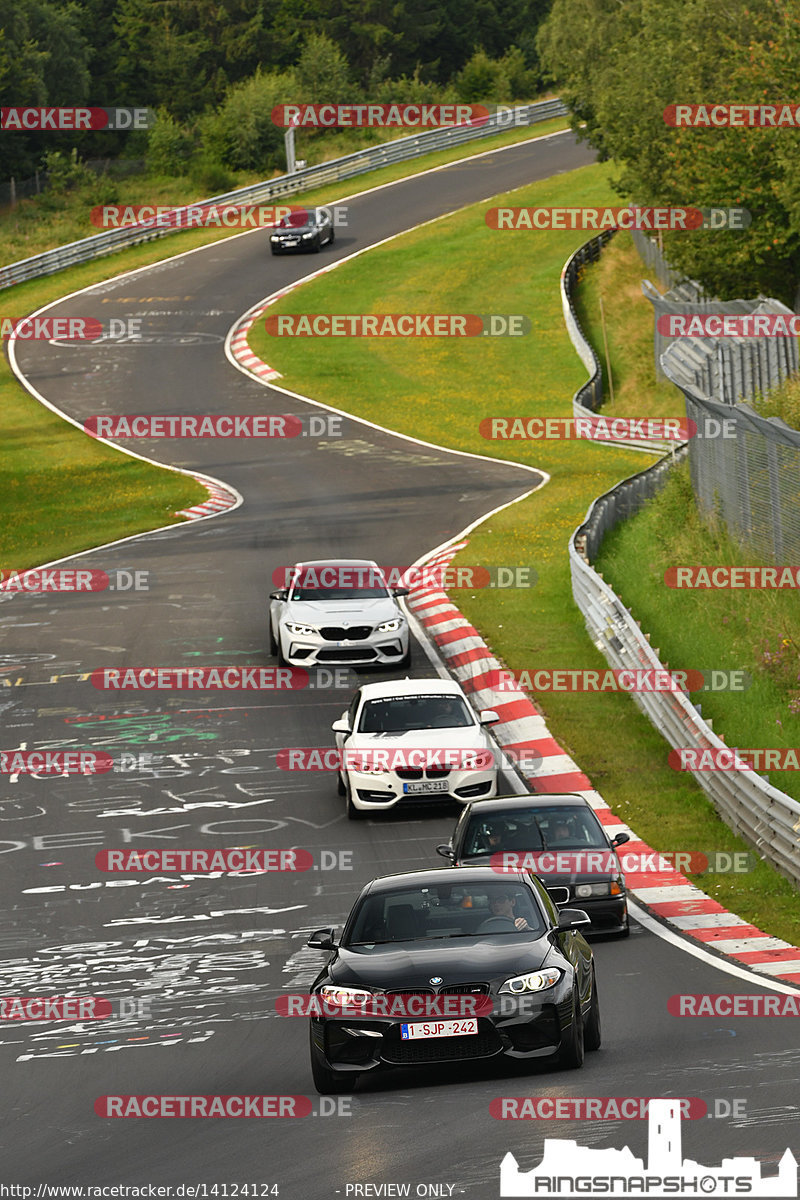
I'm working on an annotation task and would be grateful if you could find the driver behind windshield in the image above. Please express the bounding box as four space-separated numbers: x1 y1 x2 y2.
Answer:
487 887 531 931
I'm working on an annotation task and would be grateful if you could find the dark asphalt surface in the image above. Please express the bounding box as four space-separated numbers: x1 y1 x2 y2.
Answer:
2 129 799 1197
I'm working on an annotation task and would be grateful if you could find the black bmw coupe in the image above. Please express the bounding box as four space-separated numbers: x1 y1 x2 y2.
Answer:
306 866 599 1093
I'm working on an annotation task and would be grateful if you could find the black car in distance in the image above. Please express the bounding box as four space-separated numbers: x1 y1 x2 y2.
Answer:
269 206 334 254
306 866 599 1093
437 794 631 937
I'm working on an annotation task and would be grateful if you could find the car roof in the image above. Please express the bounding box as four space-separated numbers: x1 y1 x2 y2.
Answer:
355 677 465 701
363 865 528 894
291 558 380 570
462 793 592 814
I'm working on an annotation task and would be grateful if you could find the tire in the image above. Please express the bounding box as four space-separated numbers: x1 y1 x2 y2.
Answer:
397 641 412 669
275 631 287 667
337 770 346 796
557 989 585 1069
584 969 601 1051
310 1027 355 1094
617 916 631 939
269 620 278 656
312 237 321 252
328 228 335 245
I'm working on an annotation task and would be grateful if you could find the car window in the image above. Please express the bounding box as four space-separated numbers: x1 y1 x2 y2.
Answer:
463 812 545 856
345 882 544 944
536 806 607 848
358 695 473 733
287 566 390 602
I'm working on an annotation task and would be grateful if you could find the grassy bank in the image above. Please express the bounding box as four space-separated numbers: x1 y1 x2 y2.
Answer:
0 117 568 572
247 172 800 942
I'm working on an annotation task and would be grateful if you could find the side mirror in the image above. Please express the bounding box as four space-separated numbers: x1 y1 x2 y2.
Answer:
557 908 591 932
393 586 410 597
269 589 287 601
436 843 454 860
332 718 351 734
479 709 499 725
307 928 337 950
611 832 630 847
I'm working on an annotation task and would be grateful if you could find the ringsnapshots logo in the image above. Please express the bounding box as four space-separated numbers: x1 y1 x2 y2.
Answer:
1 107 154 131
264 314 530 337
485 205 750 231
499 1098 797 1197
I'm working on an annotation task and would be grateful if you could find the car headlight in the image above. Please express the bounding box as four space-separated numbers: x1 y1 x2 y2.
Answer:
499 968 562 995
347 755 387 776
285 622 316 636
575 882 611 899
376 618 404 633
317 985 373 1007
270 234 280 240
301 232 314 239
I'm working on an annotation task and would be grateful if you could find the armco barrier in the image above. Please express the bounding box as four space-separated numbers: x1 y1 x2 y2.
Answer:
0 100 566 293
561 228 678 455
563 234 800 890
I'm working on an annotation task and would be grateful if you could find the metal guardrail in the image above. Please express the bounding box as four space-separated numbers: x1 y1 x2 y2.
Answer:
560 228 679 454
0 99 567 293
564 234 800 889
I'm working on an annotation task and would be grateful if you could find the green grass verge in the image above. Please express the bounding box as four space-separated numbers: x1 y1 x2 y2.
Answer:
0 116 568 572
247 167 800 944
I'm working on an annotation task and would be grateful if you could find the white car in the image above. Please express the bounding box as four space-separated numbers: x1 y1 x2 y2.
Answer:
269 559 410 668
332 677 500 819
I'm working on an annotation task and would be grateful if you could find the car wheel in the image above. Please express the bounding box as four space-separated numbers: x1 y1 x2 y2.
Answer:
584 969 601 1051
328 228 335 245
337 770 346 796
269 620 278 656
617 917 631 939
398 642 412 669
270 247 278 255
276 634 287 667
310 1027 356 1094
312 236 321 252
557 988 585 1069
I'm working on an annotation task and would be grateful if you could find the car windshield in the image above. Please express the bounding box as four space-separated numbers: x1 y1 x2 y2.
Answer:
464 806 607 854
358 695 473 733
345 882 545 944
288 566 390 602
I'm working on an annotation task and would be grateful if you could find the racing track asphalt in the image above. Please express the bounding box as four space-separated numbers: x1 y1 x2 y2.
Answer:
2 129 799 1195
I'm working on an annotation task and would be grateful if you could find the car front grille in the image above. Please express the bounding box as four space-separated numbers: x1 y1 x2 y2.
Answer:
395 768 452 780
320 626 372 641
317 648 377 662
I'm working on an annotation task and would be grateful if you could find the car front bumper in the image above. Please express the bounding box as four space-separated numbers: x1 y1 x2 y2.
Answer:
310 989 575 1073
347 767 497 810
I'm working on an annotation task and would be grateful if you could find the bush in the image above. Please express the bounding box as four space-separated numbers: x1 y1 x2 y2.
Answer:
146 110 195 176
199 68 297 174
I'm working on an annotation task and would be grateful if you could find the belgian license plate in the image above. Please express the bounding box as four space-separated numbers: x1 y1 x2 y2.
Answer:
401 1019 478 1040
403 780 449 795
